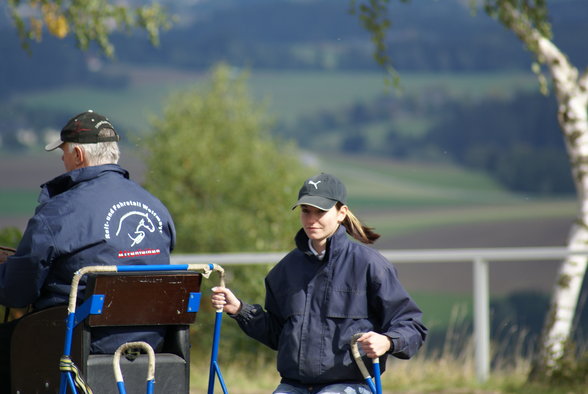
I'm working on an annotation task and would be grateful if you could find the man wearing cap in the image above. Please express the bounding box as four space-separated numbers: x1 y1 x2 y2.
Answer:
0 110 176 392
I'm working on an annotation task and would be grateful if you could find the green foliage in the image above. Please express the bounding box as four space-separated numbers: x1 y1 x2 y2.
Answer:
348 0 393 67
348 0 408 86
484 0 552 39
0 227 22 248
7 0 171 57
142 63 308 361
144 63 305 255
349 0 553 89
547 350 588 386
527 350 588 390
483 1 553 96
0 229 20 322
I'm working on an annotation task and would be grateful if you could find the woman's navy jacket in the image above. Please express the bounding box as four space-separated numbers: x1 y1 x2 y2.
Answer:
0 164 176 352
232 225 427 385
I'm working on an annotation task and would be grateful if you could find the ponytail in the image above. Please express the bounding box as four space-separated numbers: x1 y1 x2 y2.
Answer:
338 203 380 244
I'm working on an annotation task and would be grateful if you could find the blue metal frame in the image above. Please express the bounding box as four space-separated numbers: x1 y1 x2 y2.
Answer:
359 359 382 394
208 311 229 394
58 264 223 394
115 376 155 394
372 359 382 394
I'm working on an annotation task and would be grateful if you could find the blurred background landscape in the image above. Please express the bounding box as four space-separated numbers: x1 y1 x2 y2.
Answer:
1 0 587 391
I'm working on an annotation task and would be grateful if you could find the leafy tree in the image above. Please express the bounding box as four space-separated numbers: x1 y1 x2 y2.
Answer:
0 227 22 248
6 0 170 56
142 63 307 362
144 64 304 255
0 227 21 323
352 0 588 377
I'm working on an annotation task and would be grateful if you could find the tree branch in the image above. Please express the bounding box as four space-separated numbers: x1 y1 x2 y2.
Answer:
7 0 171 57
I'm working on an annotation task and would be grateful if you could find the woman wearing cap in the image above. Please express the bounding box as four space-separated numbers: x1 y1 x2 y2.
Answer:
212 173 427 393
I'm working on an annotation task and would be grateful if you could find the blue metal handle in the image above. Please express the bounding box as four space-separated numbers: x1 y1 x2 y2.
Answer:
372 359 382 394
116 264 190 272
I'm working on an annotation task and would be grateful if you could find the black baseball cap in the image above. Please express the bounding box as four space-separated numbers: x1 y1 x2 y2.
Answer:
45 110 119 151
292 173 347 211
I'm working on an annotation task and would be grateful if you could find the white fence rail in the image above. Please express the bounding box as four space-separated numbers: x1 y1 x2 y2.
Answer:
171 246 586 382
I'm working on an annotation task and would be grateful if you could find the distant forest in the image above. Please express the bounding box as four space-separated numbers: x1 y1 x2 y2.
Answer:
278 89 573 195
0 0 586 195
2 0 586 96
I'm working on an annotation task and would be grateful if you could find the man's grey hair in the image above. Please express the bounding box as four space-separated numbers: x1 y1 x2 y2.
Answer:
67 128 120 165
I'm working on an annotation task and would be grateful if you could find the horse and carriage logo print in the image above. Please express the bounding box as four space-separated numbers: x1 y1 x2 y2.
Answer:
103 201 164 258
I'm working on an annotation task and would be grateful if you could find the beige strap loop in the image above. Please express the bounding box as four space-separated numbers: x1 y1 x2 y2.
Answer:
113 341 155 384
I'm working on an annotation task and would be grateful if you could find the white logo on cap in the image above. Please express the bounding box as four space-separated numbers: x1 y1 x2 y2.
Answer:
308 180 321 189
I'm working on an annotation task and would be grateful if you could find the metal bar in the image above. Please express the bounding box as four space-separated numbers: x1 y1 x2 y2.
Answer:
171 247 588 265
214 361 229 394
372 359 382 394
116 264 190 271
473 257 490 382
208 311 227 394
59 313 78 394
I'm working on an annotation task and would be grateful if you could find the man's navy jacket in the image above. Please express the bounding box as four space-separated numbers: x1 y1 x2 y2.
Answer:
0 164 176 352
232 225 427 385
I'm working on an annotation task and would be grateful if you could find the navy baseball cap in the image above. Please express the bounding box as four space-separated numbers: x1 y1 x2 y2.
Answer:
292 173 347 211
45 110 119 151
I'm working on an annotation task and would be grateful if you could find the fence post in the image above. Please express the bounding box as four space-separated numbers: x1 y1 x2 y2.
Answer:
473 257 490 382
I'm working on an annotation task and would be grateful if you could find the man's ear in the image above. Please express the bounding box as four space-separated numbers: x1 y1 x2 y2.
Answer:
74 146 86 167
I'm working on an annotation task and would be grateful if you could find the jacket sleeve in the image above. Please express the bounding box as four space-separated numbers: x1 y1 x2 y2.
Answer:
369 258 428 359
0 214 55 307
229 278 284 350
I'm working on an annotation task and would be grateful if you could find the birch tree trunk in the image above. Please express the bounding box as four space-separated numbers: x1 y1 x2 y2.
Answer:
536 39 588 375
500 4 588 376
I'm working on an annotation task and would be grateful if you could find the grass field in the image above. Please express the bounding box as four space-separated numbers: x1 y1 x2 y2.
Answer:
9 68 540 134
0 150 576 238
308 153 576 238
0 190 38 216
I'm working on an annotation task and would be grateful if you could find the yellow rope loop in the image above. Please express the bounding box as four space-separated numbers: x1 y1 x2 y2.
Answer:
186 263 225 286
59 356 94 394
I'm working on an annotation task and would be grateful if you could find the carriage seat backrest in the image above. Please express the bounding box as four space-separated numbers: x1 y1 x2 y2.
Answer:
11 270 203 394
84 271 202 327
